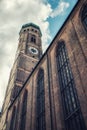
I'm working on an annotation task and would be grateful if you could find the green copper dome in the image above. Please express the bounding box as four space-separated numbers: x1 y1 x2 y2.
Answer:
22 23 42 36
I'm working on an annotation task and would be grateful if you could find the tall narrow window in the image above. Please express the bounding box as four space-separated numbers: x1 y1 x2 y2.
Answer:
36 69 46 130
20 90 28 130
56 41 86 130
9 106 16 130
31 35 36 43
82 4 87 31
14 100 20 130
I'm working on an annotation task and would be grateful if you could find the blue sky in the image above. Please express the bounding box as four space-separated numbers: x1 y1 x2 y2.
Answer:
0 0 78 111
47 0 78 43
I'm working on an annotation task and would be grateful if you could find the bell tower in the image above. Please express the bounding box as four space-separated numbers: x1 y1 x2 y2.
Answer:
0 23 42 130
11 23 42 100
18 23 42 59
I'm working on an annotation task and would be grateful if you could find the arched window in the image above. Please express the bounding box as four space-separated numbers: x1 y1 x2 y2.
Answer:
56 41 86 130
81 4 87 31
36 69 46 130
20 89 28 130
14 100 20 130
9 106 16 130
31 35 36 43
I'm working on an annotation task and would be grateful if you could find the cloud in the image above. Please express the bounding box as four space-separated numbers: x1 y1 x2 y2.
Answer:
0 0 52 110
50 0 70 18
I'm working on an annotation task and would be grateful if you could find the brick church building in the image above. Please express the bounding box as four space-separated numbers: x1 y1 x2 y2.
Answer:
0 0 87 130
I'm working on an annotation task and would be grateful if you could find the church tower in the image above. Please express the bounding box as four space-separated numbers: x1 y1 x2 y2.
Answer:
0 23 42 130
11 23 42 101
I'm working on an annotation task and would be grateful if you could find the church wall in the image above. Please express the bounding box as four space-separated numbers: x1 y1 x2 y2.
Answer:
23 56 52 130
47 46 64 130
41 1 87 129
62 1 87 127
7 55 52 130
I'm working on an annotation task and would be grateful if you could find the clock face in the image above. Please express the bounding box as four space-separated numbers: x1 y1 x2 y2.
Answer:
28 47 38 54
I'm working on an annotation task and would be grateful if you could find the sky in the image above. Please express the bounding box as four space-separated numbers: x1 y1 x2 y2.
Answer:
0 0 78 111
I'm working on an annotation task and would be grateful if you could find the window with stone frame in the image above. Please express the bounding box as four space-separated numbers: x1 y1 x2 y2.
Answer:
9 106 16 130
20 89 28 130
31 35 36 43
14 100 20 130
56 41 86 130
36 69 46 130
81 3 87 31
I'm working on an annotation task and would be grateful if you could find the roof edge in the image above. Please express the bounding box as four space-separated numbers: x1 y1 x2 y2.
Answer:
22 23 42 36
